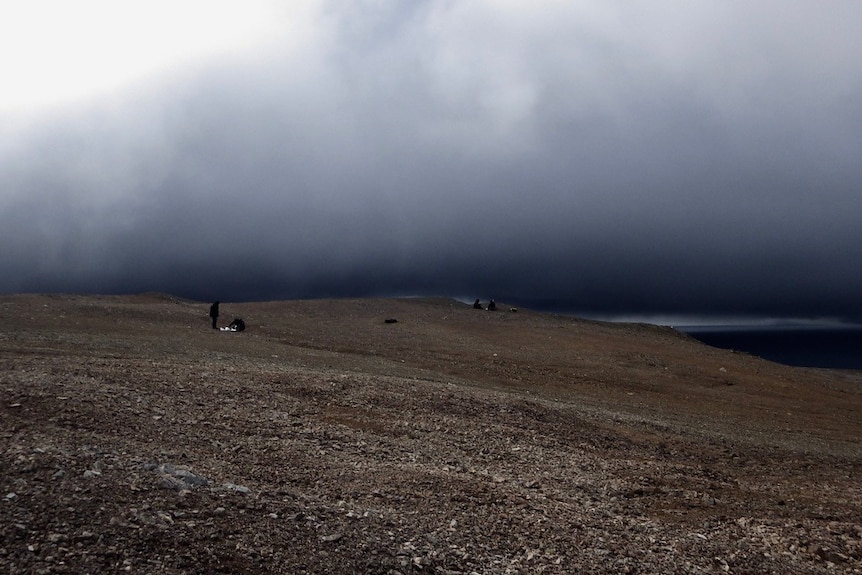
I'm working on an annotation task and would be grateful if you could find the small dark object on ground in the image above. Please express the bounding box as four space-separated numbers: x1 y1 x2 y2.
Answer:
384 318 398 324
228 318 246 331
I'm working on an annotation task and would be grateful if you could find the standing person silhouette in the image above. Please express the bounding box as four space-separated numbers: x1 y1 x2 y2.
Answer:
209 301 220 329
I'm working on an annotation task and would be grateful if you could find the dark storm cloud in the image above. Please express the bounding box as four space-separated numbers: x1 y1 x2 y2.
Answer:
2 1 862 321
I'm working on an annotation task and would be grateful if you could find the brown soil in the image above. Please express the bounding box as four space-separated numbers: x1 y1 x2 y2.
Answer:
1 293 860 574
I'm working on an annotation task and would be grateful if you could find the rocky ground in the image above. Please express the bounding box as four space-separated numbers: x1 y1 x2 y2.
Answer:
1 293 860 574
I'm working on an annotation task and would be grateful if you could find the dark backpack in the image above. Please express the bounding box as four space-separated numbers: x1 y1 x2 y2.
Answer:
229 318 246 332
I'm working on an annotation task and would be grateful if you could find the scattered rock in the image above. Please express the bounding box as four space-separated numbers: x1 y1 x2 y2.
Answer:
143 463 210 490
223 483 250 494
321 533 343 543
158 476 187 491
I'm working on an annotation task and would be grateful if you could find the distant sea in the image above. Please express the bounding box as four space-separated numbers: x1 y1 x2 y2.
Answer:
492 299 862 370
679 326 862 370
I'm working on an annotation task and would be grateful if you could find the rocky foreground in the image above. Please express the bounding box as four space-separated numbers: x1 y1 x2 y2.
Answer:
1 293 860 574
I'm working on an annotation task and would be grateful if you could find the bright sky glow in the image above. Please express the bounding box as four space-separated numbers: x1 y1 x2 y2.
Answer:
0 1 288 115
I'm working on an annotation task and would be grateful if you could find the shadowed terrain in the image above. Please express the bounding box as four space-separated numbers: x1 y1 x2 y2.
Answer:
2 293 860 573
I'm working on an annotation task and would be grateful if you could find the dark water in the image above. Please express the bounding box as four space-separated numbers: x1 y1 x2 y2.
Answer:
681 327 862 370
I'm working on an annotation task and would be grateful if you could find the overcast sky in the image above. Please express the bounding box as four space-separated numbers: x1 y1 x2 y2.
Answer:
2 1 861 322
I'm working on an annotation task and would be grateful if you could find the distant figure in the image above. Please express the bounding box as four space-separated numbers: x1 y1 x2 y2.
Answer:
487 299 497 311
209 301 220 329
473 299 483 310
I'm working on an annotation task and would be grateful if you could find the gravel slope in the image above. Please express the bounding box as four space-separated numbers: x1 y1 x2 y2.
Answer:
2 293 860 574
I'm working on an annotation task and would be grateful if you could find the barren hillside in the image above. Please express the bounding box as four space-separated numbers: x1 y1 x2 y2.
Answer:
2 293 860 574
